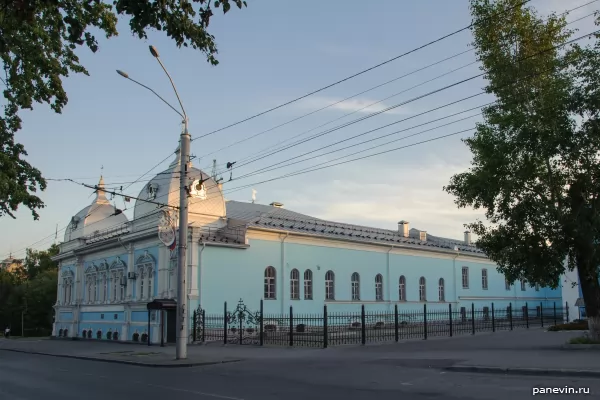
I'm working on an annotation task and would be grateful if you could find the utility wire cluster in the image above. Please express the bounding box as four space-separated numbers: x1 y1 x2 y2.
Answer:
5 0 597 260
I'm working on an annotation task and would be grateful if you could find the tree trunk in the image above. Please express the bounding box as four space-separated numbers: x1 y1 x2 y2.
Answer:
576 261 600 341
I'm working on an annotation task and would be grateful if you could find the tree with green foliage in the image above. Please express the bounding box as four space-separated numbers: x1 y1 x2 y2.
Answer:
0 0 247 220
445 0 600 339
0 245 59 336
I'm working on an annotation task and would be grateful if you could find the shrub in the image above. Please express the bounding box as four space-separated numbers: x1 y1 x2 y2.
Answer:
141 333 148 342
548 321 588 331
296 324 306 333
132 332 139 342
113 332 119 340
106 332 112 340
374 321 385 330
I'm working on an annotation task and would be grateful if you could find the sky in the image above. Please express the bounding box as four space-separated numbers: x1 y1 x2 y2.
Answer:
0 0 598 260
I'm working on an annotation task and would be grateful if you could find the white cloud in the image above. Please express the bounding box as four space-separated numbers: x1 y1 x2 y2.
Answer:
270 160 487 241
298 96 412 116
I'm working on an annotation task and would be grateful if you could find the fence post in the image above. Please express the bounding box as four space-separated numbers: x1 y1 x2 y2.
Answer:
192 310 197 342
223 301 228 345
540 302 544 328
202 309 206 343
509 303 513 330
553 302 557 326
361 304 366 345
394 304 399 342
323 305 328 349
471 303 476 335
566 301 570 323
491 303 495 332
289 306 294 347
423 303 428 340
525 302 529 329
259 300 264 346
449 303 453 337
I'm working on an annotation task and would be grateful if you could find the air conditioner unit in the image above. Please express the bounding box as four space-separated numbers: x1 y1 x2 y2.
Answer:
120 276 127 286
127 272 136 280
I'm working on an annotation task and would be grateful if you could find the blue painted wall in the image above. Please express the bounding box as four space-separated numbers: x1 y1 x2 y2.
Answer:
199 238 562 315
59 312 73 322
81 311 125 322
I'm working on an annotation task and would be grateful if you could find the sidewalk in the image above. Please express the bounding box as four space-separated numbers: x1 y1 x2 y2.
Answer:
1 329 598 376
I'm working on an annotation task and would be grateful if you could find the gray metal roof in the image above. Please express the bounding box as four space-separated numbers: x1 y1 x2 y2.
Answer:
225 200 484 255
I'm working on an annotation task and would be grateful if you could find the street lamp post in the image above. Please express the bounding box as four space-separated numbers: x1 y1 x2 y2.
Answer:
117 45 190 359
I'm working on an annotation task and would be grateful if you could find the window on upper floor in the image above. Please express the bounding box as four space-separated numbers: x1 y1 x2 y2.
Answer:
482 269 488 290
375 274 383 301
438 278 445 301
303 269 313 300
462 267 469 289
264 266 276 299
135 252 155 301
535 283 540 292
505 278 511 291
290 269 300 300
351 272 360 301
419 277 426 301
325 270 335 300
520 279 526 291
399 276 406 301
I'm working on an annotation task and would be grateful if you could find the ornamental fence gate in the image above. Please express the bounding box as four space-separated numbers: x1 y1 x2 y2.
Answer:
192 299 572 348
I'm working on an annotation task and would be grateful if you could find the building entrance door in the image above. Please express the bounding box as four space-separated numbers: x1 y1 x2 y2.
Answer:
166 309 176 343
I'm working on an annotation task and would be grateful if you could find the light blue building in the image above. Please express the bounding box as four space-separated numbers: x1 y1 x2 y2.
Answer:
52 147 561 343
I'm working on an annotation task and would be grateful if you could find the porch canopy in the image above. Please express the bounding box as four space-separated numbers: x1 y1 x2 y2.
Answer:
146 299 177 346
147 298 177 311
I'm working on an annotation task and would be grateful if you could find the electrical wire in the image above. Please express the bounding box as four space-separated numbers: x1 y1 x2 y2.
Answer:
191 0 533 141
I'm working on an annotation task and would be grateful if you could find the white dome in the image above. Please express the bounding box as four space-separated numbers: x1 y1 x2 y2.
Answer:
64 176 129 242
133 146 226 227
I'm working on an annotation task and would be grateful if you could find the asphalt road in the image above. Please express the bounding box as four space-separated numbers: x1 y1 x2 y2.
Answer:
1 351 598 400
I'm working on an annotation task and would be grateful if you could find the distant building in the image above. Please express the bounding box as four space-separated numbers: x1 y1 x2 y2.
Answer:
0 256 23 273
51 146 562 343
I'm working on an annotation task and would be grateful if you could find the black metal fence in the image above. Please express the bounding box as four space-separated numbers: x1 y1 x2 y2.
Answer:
192 299 570 348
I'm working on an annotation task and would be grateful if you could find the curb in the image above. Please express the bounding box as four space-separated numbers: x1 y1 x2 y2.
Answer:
0 348 243 368
562 344 600 351
445 365 600 378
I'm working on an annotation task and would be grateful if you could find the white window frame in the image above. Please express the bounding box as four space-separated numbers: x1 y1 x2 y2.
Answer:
351 272 360 301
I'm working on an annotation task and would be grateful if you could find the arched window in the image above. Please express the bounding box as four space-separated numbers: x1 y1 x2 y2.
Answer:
110 257 126 302
60 269 74 305
325 270 335 300
303 269 313 300
438 278 445 301
264 266 276 299
481 268 488 290
351 272 360 301
419 277 426 301
290 269 300 300
97 261 109 303
375 274 383 301
136 252 155 301
399 275 406 301
84 264 97 304
520 279 526 291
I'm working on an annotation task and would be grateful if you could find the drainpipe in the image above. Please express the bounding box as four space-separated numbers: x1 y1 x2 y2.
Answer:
198 241 206 308
280 233 289 315
453 250 459 304
387 246 394 311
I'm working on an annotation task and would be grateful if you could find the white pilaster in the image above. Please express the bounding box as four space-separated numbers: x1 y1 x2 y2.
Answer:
126 244 134 300
158 245 168 298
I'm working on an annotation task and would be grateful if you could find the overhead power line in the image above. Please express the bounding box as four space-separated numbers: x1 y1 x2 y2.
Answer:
192 0 533 141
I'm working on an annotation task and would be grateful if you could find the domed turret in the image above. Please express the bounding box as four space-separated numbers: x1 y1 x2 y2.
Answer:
132 144 226 230
64 176 129 242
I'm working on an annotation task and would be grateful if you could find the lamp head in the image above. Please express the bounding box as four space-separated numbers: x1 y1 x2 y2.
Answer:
149 45 160 58
116 70 129 79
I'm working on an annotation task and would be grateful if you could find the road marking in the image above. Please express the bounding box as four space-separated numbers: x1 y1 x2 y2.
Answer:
140 382 245 400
